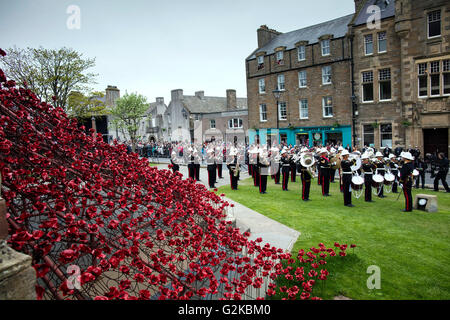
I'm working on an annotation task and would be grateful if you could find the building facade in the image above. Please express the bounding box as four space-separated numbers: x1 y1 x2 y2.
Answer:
246 0 450 156
246 17 354 147
165 89 248 144
351 0 450 156
145 97 169 142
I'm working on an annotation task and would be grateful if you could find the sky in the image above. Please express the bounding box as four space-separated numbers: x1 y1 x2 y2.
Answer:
0 0 355 105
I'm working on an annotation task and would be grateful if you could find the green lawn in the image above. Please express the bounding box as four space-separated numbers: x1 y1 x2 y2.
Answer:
217 176 450 300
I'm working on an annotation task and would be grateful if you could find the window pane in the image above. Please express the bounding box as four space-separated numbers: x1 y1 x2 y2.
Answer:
299 71 307 87
430 74 440 95
298 46 305 60
444 73 450 95
279 102 287 120
322 96 333 117
363 125 375 147
419 75 428 97
260 104 267 121
363 83 374 101
380 124 392 148
322 66 332 84
365 34 373 55
259 79 265 93
378 32 387 52
321 40 330 55
428 11 441 38
299 99 308 119
380 81 391 100
278 75 285 90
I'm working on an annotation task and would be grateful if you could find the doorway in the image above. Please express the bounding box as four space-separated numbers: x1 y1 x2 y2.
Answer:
423 128 448 157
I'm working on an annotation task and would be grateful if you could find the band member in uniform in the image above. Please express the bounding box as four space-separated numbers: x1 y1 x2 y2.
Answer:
252 146 260 187
318 148 331 196
374 151 386 198
216 143 224 179
206 147 216 189
290 150 297 183
340 150 354 207
259 148 269 194
399 152 415 212
415 155 427 189
361 153 375 202
433 152 450 192
270 145 281 184
389 154 399 193
187 145 196 180
227 146 239 190
299 156 312 202
281 149 290 191
329 148 337 183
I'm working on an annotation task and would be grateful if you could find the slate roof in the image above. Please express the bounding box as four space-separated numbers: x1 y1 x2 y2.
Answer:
181 95 248 114
353 0 395 26
247 13 354 60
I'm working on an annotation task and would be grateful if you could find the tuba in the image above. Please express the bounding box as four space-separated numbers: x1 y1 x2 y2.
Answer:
300 152 316 178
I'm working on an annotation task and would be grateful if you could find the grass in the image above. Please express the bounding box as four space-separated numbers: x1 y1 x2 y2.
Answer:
217 175 450 300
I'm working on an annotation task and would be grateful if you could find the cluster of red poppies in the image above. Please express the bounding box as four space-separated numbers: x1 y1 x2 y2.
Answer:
0 48 354 300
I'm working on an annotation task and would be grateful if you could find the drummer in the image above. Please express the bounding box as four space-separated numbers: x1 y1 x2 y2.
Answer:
361 153 376 202
389 154 399 193
340 150 354 207
375 151 386 198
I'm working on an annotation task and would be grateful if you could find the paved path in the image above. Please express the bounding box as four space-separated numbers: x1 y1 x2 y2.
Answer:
154 161 301 253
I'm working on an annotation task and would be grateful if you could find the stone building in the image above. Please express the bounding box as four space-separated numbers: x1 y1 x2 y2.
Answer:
246 0 450 156
165 89 248 144
145 97 169 142
350 0 450 156
246 16 355 147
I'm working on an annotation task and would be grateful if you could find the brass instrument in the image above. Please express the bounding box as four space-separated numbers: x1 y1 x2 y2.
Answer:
300 152 316 179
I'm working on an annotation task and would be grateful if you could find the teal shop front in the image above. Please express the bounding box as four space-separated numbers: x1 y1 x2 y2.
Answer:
248 125 352 148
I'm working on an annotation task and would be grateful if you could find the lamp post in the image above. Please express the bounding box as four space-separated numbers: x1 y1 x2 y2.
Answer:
272 89 282 144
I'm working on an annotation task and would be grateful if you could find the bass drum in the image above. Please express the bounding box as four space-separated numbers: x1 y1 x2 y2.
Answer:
351 175 364 199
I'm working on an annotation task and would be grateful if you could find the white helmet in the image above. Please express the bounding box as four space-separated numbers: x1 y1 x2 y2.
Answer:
375 151 383 158
320 148 328 154
361 153 370 160
402 152 414 161
341 150 350 156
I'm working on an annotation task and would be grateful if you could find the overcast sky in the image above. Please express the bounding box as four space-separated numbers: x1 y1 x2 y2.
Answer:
0 0 355 104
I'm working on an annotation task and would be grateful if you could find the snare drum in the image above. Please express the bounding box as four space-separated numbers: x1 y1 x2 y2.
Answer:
372 174 384 188
351 176 364 191
384 172 395 186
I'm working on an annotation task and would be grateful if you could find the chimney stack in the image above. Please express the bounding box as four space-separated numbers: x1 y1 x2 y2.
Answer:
226 89 237 110
195 91 204 99
105 85 120 107
171 89 183 101
257 25 281 48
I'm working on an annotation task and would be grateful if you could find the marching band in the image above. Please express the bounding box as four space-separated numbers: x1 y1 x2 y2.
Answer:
169 138 447 213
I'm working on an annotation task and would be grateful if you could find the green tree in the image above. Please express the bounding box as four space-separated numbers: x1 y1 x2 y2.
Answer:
110 92 149 152
0 46 97 110
67 90 108 119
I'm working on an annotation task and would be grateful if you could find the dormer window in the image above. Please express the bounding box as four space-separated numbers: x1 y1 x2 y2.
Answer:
276 51 284 65
257 55 264 70
321 39 330 56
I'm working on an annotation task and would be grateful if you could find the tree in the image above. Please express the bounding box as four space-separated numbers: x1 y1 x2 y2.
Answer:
0 46 97 110
67 90 108 119
110 92 149 152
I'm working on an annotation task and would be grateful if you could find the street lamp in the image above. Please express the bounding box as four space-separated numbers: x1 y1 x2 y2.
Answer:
272 89 282 144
